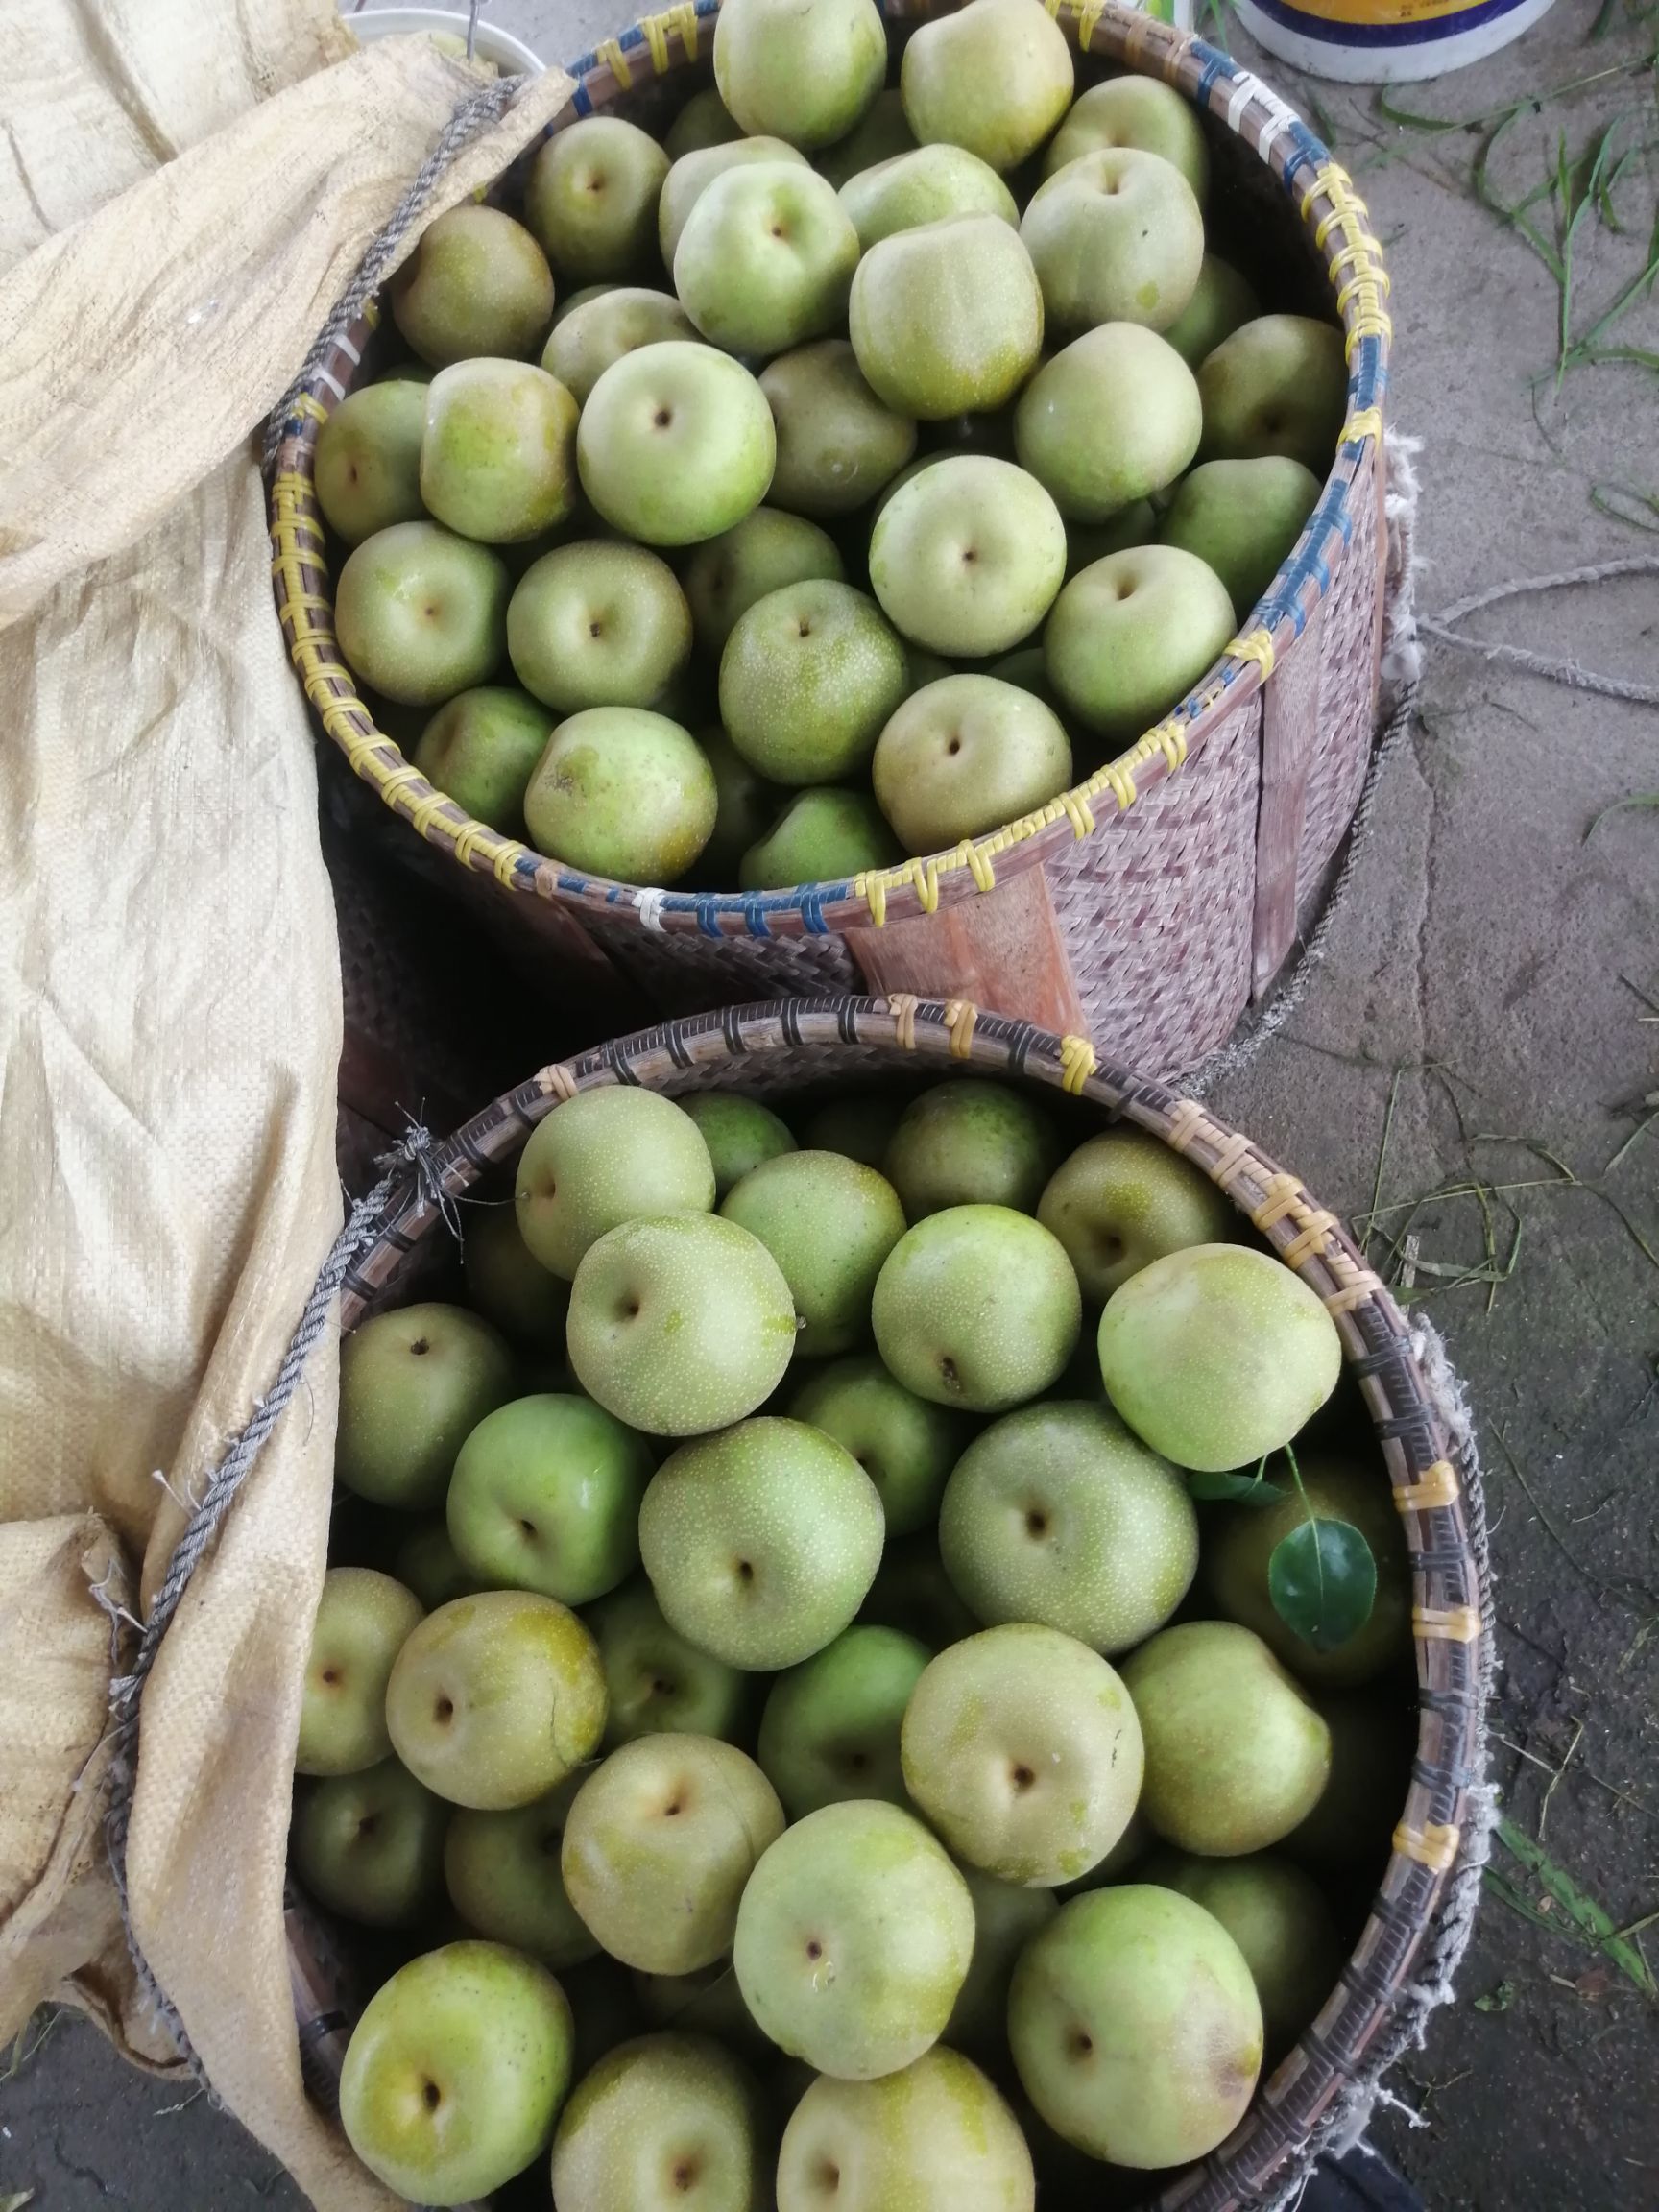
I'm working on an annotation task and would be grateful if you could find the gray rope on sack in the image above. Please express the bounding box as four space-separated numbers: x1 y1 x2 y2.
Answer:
261 68 524 473
100 1125 449 2076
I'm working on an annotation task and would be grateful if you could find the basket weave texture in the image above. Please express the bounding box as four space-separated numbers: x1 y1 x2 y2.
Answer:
327 995 1484 2212
270 0 1393 1074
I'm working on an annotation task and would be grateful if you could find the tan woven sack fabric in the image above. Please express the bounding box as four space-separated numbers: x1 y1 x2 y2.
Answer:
0 11 572 2205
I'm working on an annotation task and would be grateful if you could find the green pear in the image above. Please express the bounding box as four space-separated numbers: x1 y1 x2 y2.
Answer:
552 283 618 325
1044 75 1210 198
1144 1848 1343 2058
1198 314 1348 476
850 215 1044 419
1286 1689 1416 1868
720 1149 906 1355
901 1624 1142 1884
339 1939 573 2202
778 2047 1035 2210
739 786 900 887
552 2032 768 2211
443 1770 598 1968
292 1758 447 1928
1158 455 1322 620
939 1400 1198 1652
578 342 777 546
679 1092 798 1199
674 163 860 356
692 725 784 884
1014 323 1201 522
635 1961 767 2054
720 579 907 784
1020 147 1204 338
1163 252 1261 367
874 1204 1080 1411
869 455 1066 656
883 1079 1058 1218
860 1532 982 1648
462 1201 570 1344
446 1393 653 1606
541 287 700 403
297 1567 424 1776
659 135 810 265
525 707 716 883
516 1088 714 1279
337 1301 514 1509
1121 1621 1332 1854
390 204 555 367
666 85 743 159
1202 1452 1412 1688
757 1623 930 1816
589 1579 750 1746
1008 1887 1262 2166
714 0 888 149
335 521 509 707
1037 1126 1234 1302
901 0 1073 173
839 143 1018 248
420 359 578 543
1065 501 1159 576
640 1417 884 1668
985 641 1062 708
526 116 670 282
568 1214 799 1436
685 509 845 665
799 1092 905 1166
314 380 426 544
733 1800 975 2078
562 1734 784 1972
760 340 917 519
1044 544 1235 743
413 686 553 836
873 674 1070 853
788 1354 970 1535
392 1517 483 1610
1097 1242 1342 1471
815 88 918 190
944 1868 1058 2055
904 642 957 691
385 1589 607 1810
508 539 692 713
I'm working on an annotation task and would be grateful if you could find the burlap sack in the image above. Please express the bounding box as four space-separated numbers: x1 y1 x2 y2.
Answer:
0 9 573 2205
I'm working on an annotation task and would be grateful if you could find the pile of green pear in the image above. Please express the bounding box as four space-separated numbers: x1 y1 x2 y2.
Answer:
294 1068 1415 2209
318 0 1347 897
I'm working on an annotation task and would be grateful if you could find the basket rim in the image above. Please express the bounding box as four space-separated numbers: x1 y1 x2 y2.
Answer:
334 994 1486 2212
270 0 1392 942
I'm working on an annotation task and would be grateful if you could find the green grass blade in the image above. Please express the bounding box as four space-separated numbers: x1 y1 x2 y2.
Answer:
1496 1817 1659 1997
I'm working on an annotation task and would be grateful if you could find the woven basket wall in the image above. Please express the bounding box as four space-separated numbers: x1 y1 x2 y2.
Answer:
270 0 1393 1075
299 996 1484 2212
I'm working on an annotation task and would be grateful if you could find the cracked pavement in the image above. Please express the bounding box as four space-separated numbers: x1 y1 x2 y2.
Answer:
3 1 1655 2207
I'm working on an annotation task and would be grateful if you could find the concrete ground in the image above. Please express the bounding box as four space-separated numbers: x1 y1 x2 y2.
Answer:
4 0 1656 2205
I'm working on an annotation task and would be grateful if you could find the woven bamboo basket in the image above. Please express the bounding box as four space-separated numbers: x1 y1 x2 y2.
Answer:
270 0 1394 1074
293 996 1485 2210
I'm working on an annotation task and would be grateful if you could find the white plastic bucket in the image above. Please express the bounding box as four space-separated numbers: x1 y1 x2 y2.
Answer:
343 5 547 77
1232 0 1557 84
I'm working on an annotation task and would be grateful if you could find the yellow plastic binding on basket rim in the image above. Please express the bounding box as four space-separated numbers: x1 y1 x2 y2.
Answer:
1394 1821 1460 1873
272 0 1389 944
1395 1458 1462 1512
